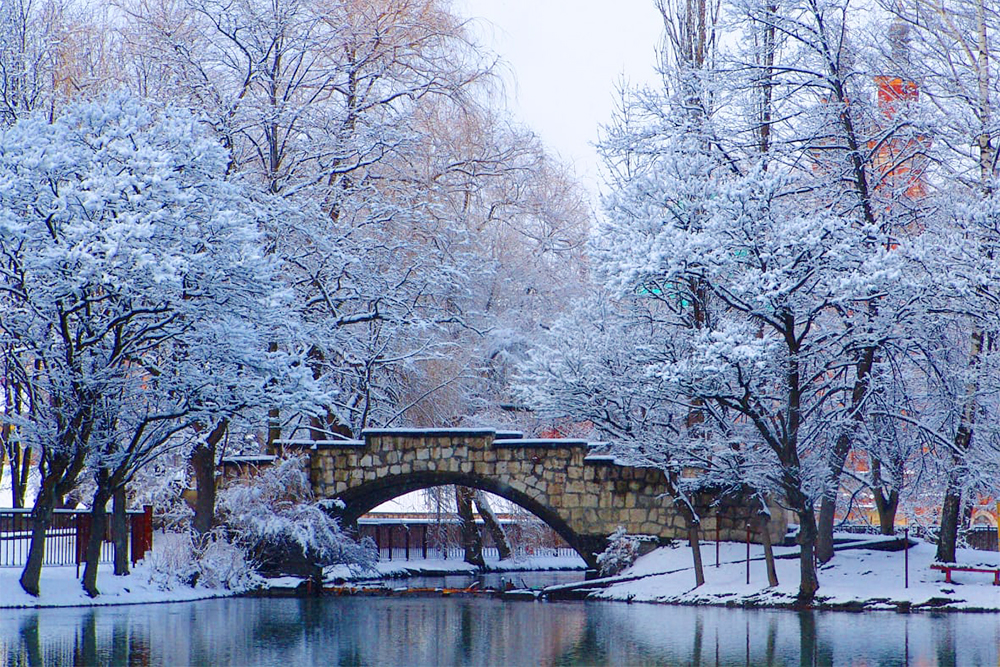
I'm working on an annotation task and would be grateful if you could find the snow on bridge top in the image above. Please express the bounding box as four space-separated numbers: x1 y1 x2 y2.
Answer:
276 428 598 450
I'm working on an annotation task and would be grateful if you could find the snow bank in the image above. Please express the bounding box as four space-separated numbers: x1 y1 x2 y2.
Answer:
0 562 235 609
592 535 1000 611
324 554 587 581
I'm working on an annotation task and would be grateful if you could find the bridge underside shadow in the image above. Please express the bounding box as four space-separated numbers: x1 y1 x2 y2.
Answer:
334 471 605 568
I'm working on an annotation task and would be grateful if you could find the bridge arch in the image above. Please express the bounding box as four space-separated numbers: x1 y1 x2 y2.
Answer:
286 428 787 569
335 470 596 565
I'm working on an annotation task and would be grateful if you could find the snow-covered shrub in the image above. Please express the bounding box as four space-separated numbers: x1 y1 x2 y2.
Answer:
216 456 376 575
130 455 194 531
144 530 259 592
597 527 641 576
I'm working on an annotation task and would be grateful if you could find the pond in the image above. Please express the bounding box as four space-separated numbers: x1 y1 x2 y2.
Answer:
1 588 999 665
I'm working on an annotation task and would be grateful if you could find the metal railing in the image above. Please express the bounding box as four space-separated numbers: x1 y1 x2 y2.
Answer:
0 507 153 568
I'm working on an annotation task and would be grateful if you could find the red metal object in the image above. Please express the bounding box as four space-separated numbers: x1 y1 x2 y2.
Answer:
129 505 154 564
716 520 720 569
930 563 1000 585
904 527 909 589
745 524 751 585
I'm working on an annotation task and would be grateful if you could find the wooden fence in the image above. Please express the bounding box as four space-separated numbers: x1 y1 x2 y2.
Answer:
0 506 153 570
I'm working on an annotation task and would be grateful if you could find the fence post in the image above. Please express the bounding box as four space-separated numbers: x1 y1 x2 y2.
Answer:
130 505 153 564
76 512 91 579
130 512 139 565
144 505 153 558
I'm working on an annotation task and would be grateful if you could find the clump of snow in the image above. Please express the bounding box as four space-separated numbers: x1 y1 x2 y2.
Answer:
144 530 259 592
597 527 641 576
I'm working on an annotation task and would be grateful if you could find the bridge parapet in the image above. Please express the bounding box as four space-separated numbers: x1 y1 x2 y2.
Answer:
290 428 787 566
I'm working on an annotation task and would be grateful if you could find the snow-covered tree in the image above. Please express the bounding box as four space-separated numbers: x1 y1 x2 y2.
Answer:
0 93 319 596
216 456 376 578
118 0 590 439
877 0 1000 563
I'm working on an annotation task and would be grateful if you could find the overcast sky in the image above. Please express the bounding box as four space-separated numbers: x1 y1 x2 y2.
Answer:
454 0 664 195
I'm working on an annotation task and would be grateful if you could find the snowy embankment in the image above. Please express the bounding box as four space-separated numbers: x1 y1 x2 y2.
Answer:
323 554 587 582
0 554 588 607
0 563 235 609
586 535 1000 612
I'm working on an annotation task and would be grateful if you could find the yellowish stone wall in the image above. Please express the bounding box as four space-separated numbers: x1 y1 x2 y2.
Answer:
300 429 788 565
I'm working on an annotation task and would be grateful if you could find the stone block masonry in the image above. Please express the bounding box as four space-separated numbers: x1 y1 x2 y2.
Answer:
287 428 788 568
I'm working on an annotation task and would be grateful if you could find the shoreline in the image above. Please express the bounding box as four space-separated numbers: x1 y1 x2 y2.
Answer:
6 536 1000 615
579 536 1000 614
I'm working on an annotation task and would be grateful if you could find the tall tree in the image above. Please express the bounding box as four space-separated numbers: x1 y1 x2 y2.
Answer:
880 0 1000 563
0 94 318 596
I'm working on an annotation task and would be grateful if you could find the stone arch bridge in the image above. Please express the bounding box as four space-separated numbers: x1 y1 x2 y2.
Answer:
284 428 786 568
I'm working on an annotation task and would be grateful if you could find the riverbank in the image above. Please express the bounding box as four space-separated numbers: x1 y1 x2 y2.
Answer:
0 563 236 609
7 536 997 613
583 535 1000 612
324 554 587 581
0 554 587 608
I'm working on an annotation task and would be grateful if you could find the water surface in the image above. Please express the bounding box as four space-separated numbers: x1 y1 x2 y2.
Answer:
2 593 998 665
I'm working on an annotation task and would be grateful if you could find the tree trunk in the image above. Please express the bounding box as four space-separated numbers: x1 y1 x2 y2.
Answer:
936 471 963 563
688 520 705 587
674 495 705 587
112 486 129 576
873 488 899 536
455 487 484 568
19 470 62 596
870 457 900 535
472 490 512 560
82 480 111 597
816 480 843 564
5 437 30 509
191 419 227 535
817 346 877 564
758 514 779 587
16 444 30 508
796 508 819 603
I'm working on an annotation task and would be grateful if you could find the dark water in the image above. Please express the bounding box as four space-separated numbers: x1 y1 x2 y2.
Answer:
2 594 999 666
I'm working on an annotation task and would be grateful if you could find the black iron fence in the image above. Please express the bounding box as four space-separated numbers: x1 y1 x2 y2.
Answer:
0 507 153 569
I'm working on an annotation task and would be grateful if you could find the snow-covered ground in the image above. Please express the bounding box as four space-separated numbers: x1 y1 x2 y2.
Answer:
590 535 1000 611
0 562 234 609
0 553 587 607
324 554 587 582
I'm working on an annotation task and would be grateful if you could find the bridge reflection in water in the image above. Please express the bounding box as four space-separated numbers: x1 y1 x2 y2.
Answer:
2 596 998 665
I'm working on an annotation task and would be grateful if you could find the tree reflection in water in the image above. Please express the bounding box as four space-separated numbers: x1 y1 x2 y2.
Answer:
0 597 997 665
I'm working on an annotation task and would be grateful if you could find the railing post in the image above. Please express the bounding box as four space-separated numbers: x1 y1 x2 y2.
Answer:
76 512 91 579
130 505 153 564
130 512 138 565
144 505 153 558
